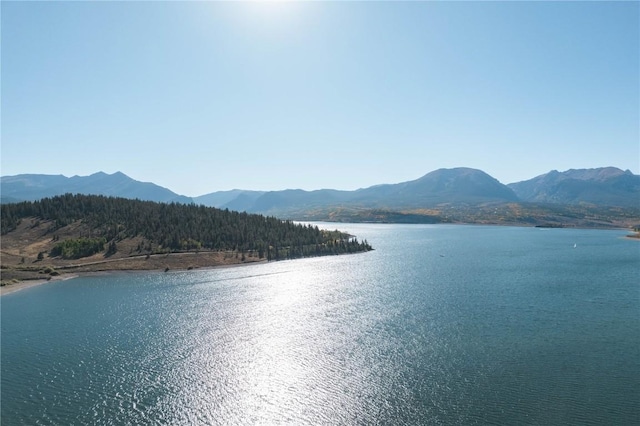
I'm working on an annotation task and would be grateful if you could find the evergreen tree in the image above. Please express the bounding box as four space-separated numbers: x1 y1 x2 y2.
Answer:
1 194 373 260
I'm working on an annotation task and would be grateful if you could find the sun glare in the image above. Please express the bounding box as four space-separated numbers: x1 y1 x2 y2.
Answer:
240 1 306 34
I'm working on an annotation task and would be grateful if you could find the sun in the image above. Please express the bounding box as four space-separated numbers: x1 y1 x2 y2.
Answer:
244 0 302 23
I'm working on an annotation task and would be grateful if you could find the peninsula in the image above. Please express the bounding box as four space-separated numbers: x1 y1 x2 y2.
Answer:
0 194 373 288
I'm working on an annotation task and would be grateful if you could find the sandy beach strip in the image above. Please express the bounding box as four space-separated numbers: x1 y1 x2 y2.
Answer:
1 274 78 296
0 257 270 297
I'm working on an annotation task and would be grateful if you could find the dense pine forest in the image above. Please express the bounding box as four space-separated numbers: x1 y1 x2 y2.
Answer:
1 194 372 261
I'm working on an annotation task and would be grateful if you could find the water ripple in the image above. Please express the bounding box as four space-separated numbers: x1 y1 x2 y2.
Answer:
2 225 638 425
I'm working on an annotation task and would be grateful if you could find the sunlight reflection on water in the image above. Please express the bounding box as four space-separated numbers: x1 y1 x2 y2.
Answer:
150 260 380 424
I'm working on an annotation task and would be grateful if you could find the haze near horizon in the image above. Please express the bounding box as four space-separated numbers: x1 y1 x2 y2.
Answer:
2 1 638 196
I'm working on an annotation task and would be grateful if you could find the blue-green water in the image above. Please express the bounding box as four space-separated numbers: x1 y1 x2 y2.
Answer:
2 224 639 425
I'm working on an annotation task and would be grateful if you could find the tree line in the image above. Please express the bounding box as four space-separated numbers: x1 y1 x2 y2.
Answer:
1 194 372 260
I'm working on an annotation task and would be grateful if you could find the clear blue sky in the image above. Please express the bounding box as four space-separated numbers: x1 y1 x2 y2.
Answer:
2 1 638 196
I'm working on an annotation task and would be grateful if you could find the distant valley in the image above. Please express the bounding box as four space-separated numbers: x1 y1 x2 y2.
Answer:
2 167 639 228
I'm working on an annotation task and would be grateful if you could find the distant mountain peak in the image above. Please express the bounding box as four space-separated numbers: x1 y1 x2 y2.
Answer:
508 167 639 207
562 167 628 182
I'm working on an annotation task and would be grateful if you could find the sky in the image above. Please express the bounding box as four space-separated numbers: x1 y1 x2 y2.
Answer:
2 1 638 197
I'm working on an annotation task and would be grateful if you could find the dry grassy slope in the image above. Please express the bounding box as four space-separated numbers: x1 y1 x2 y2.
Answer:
1 218 264 284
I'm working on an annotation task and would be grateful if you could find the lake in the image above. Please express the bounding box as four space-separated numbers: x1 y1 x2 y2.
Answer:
2 224 639 425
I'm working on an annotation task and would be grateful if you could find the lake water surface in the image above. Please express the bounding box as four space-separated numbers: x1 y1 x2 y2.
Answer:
2 224 639 425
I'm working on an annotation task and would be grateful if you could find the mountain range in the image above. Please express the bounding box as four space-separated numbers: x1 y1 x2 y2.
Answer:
0 172 192 205
2 167 639 223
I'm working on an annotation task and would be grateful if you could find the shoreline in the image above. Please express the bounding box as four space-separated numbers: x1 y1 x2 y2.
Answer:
0 249 270 296
0 274 78 296
0 259 273 297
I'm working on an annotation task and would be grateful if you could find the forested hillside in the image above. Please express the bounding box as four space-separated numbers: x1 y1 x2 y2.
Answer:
1 194 372 261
